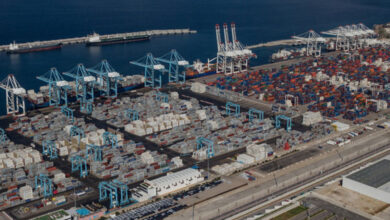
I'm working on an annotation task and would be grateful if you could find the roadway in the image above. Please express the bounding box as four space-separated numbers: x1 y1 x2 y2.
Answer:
218 129 390 220
167 121 390 220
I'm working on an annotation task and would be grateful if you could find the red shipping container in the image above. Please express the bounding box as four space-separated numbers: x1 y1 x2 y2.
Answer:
47 167 57 172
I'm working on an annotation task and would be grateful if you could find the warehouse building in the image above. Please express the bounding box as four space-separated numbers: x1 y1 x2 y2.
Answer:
342 155 390 203
132 168 203 201
147 168 203 195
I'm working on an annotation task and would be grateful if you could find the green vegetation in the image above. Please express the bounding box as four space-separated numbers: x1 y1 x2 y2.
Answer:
34 210 69 220
271 206 308 220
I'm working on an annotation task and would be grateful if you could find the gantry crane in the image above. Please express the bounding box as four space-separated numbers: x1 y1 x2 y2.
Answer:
70 125 85 144
195 137 214 178
102 131 118 148
130 53 167 89
0 75 26 116
226 102 240 117
155 50 190 84
86 144 102 161
248 108 264 122
63 64 96 113
214 23 255 75
292 30 326 57
125 108 139 121
99 180 129 208
71 155 88 178
0 128 7 144
35 174 53 198
42 139 58 160
275 115 292 132
87 60 122 98
322 23 375 51
231 22 255 72
37 68 70 106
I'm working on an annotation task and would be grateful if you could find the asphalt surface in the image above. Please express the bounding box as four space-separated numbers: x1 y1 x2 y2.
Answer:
302 197 368 220
258 148 320 173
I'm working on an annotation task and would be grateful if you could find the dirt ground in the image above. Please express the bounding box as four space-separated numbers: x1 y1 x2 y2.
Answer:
316 182 390 217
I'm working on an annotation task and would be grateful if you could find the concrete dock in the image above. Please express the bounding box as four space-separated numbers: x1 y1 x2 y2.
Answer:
246 39 303 49
0 28 197 52
246 37 335 49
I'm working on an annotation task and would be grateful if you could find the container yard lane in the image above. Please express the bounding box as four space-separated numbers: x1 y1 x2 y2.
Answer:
0 116 101 220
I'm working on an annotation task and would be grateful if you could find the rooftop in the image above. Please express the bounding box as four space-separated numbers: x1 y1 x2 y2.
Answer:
347 156 390 190
148 168 201 187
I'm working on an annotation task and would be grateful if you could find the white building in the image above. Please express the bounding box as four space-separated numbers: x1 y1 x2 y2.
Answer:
343 155 390 203
302 111 323 126
331 122 350 131
246 143 268 162
131 182 157 202
147 168 203 196
132 168 203 201
237 154 255 164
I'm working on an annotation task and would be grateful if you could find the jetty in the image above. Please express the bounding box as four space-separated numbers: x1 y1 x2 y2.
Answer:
0 28 197 52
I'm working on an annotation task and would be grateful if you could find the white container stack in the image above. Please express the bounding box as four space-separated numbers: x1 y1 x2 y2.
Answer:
302 111 323 126
19 185 33 200
246 143 268 162
237 154 255 164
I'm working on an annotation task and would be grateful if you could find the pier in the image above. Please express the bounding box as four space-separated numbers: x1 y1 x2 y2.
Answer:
246 39 302 49
246 37 336 49
0 28 197 52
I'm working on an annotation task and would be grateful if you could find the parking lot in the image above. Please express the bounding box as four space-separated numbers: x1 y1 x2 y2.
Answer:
113 199 179 220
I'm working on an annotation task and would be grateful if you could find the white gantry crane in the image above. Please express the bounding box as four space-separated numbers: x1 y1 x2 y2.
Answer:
292 30 326 57
213 23 255 75
322 23 375 51
0 75 26 116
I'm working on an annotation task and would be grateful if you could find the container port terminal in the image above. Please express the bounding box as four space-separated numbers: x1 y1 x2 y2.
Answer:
0 22 389 220
0 28 197 53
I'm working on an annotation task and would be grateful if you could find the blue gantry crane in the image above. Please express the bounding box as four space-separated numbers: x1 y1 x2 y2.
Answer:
248 108 264 122
196 137 215 158
87 60 122 98
155 49 190 83
37 68 71 106
103 131 118 148
42 140 58 160
275 115 292 132
86 144 102 161
61 106 74 122
70 155 88 178
0 128 7 144
226 102 240 117
63 64 96 113
99 180 129 208
130 53 167 88
125 108 139 121
155 91 169 103
35 174 53 198
70 126 85 144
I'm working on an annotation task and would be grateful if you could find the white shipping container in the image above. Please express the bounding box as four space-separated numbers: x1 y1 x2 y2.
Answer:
237 154 255 164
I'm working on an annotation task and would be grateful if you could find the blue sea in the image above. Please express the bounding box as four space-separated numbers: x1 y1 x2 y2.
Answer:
0 0 389 115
